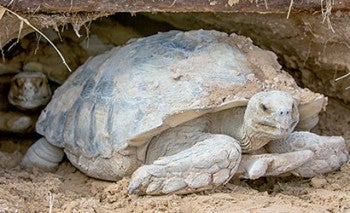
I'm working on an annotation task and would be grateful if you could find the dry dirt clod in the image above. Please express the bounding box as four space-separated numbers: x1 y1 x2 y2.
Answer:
310 177 327 188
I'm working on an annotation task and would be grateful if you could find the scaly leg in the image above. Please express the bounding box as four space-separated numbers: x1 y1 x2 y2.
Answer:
21 138 65 172
128 134 241 195
266 131 349 177
0 111 36 133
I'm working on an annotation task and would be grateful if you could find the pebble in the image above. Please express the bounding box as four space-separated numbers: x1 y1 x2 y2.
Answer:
310 177 327 188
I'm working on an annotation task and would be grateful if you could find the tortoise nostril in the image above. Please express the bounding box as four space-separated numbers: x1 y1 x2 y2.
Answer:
279 110 290 116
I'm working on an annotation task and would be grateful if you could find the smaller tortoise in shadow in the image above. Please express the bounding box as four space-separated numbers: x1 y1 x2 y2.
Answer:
0 60 70 133
21 30 348 195
8 71 52 110
0 71 51 133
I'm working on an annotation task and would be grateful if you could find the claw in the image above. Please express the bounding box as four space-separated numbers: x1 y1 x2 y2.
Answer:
128 135 241 195
267 131 349 177
128 184 140 194
237 150 314 179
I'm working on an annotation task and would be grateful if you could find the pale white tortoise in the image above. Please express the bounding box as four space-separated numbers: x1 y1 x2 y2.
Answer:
21 30 348 195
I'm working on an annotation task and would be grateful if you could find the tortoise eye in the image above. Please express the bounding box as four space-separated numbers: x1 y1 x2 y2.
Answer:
261 103 268 112
291 103 297 114
15 79 22 88
38 79 43 87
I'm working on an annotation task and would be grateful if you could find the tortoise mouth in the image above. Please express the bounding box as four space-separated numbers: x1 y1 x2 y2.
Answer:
256 121 296 138
12 96 50 102
10 96 50 110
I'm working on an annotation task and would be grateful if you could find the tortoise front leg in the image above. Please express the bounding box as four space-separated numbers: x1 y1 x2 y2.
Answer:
0 111 35 133
266 131 349 177
128 134 241 195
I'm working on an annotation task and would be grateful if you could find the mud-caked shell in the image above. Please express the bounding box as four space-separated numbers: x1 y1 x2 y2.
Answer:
36 30 324 161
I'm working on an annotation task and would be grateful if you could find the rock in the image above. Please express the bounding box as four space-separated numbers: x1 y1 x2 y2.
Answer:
310 177 327 188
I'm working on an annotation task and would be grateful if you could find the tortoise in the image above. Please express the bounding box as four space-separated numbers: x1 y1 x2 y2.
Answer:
0 27 112 134
21 30 348 195
8 70 52 110
0 70 52 133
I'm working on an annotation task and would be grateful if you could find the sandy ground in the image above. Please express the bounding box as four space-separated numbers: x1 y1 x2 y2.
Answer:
0 98 350 213
0 159 350 212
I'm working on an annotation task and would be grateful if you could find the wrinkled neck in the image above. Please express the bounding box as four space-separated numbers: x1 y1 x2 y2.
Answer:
239 121 274 153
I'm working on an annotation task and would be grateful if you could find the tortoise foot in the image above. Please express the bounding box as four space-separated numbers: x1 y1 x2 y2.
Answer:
21 138 64 172
267 131 349 177
0 111 35 133
237 150 314 179
129 134 241 195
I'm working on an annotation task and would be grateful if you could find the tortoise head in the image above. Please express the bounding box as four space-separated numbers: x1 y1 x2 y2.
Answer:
8 71 52 110
244 91 299 140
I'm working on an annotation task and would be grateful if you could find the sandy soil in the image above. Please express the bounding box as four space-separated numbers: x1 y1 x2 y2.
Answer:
0 158 349 212
0 98 349 213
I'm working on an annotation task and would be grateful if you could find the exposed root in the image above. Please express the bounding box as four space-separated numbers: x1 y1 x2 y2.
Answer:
334 64 350 90
320 0 348 88
6 0 15 7
335 71 350 82
0 6 72 72
287 0 293 19
170 0 177 7
16 18 23 43
0 6 5 19
264 0 269 10
321 0 335 33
